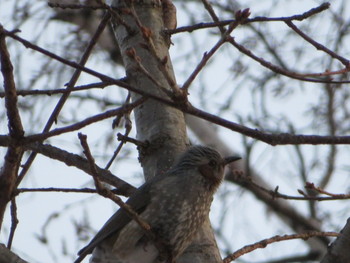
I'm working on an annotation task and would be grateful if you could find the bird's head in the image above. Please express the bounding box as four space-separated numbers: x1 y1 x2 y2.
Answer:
173 146 241 189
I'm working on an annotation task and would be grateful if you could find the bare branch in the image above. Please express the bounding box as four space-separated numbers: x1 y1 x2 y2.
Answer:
7 199 18 249
246 177 350 201
0 82 114 98
78 133 151 232
105 95 133 170
285 20 349 67
168 2 331 34
184 104 350 145
0 136 136 197
17 187 98 194
223 231 338 263
16 12 112 187
181 9 250 94
0 24 24 230
117 133 149 148
24 97 146 143
227 36 350 84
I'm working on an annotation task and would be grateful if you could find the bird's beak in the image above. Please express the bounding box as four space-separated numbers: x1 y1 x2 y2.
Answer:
224 156 241 165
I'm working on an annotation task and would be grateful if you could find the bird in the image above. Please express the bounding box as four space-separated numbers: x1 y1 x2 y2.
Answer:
74 146 241 263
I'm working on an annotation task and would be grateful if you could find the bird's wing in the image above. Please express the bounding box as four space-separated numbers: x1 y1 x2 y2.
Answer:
75 177 160 263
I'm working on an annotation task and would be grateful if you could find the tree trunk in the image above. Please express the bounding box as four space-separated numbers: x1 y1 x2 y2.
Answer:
0 244 28 263
321 218 350 263
111 0 222 262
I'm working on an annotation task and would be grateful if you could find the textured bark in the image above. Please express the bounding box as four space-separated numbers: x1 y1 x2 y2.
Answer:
111 0 221 262
111 0 188 179
0 244 28 263
321 218 350 263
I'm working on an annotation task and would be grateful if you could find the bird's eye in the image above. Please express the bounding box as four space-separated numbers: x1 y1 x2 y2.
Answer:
208 160 217 167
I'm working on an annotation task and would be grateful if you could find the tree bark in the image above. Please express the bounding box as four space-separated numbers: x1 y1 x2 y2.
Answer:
111 0 221 262
321 218 350 263
0 244 28 263
111 0 188 179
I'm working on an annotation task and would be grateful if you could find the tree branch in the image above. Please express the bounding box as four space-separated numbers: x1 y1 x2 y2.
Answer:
0 136 136 196
0 24 24 230
16 12 112 187
223 231 338 263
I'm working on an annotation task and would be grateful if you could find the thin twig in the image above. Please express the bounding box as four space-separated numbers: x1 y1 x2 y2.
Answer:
17 187 98 194
117 133 149 148
78 133 152 232
0 82 114 98
105 111 132 169
175 3 350 82
227 36 350 84
16 187 136 195
247 177 350 201
168 2 331 35
223 231 338 263
7 199 18 249
304 182 349 198
181 9 251 94
201 0 225 34
24 98 146 143
16 12 112 187
112 93 131 129
285 20 350 67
